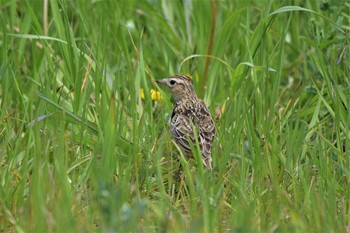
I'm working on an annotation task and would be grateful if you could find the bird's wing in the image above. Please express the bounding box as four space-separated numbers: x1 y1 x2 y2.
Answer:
197 101 216 160
171 101 215 167
170 112 194 154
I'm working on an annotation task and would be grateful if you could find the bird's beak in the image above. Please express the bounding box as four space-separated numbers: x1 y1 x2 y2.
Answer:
155 79 168 85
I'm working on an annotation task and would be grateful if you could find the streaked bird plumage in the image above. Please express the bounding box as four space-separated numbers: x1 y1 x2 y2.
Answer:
156 74 215 171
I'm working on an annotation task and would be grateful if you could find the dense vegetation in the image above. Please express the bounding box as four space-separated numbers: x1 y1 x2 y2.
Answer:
1 0 349 232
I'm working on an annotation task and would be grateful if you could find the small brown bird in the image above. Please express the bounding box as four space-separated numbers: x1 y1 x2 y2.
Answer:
156 74 216 171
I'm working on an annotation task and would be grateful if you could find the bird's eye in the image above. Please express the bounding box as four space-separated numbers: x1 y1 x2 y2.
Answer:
170 80 177 85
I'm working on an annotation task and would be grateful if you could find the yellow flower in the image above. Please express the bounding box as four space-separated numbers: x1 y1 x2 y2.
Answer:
140 89 145 99
151 89 162 101
140 88 162 101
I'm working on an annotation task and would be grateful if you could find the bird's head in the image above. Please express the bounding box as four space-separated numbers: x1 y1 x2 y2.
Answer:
155 74 196 102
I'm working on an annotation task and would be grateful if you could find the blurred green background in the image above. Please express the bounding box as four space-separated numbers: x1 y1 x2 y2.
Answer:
0 0 349 232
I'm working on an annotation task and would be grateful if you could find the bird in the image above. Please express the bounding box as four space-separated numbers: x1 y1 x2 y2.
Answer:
155 74 216 171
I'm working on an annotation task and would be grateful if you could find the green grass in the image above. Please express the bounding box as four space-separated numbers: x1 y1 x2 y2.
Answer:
1 0 349 232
